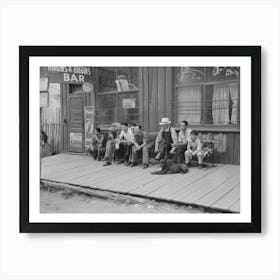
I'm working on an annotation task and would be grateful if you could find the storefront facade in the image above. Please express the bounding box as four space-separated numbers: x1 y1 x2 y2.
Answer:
40 66 240 164
40 67 95 154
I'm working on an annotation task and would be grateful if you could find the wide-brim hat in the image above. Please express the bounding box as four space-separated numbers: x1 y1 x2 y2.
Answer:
159 117 171 125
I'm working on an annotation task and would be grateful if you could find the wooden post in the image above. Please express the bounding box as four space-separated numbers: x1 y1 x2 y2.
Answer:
157 67 166 123
138 68 143 126
165 67 173 121
143 67 149 132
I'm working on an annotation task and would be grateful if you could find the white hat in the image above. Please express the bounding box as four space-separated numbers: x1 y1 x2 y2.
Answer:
159 117 171 125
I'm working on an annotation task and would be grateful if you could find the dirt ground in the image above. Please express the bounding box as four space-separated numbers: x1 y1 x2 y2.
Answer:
40 187 205 213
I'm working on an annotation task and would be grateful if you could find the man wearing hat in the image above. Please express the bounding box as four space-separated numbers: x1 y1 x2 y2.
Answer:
154 117 178 161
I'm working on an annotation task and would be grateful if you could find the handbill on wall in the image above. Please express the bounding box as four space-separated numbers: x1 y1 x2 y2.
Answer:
84 106 95 148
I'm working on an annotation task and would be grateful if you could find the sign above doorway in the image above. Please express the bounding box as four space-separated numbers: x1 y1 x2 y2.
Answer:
40 66 94 84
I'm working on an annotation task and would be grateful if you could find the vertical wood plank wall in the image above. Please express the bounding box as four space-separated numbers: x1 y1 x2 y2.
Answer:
142 68 149 131
140 67 173 133
157 68 166 125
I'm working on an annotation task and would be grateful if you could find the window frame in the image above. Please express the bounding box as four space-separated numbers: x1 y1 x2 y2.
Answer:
94 67 139 129
173 67 240 131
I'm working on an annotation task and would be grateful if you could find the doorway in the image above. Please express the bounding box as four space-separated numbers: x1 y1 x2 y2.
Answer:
67 85 85 153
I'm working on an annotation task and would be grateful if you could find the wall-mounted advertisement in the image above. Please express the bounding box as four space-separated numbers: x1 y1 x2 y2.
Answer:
69 132 83 149
84 106 95 148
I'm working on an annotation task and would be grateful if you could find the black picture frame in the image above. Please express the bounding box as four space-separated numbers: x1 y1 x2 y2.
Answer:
20 46 261 233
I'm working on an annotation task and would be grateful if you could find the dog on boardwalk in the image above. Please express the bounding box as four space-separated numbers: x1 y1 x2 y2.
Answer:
151 159 189 175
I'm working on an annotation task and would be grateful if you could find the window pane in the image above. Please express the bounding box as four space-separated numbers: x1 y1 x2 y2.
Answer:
98 67 139 93
98 67 117 92
229 83 240 125
176 85 202 125
206 67 240 82
204 83 240 126
118 92 138 124
96 94 116 124
130 67 138 89
69 84 83 93
176 67 204 84
116 67 138 91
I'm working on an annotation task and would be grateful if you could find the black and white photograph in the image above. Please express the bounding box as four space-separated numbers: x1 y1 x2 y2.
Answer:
40 66 241 214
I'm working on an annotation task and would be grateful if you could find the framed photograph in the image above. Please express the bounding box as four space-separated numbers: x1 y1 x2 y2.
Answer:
20 46 261 233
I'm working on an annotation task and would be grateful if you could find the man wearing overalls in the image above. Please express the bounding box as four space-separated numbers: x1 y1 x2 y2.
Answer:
154 118 178 161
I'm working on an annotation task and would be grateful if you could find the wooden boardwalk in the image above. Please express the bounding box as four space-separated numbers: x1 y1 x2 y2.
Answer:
41 154 240 213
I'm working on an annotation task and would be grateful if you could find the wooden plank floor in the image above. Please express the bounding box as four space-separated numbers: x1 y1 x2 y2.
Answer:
41 153 240 213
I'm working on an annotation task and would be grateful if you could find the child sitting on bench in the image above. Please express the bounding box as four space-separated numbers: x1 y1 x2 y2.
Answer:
184 131 203 168
202 133 215 166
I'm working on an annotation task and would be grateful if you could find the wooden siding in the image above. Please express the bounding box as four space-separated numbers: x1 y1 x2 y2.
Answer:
139 67 173 133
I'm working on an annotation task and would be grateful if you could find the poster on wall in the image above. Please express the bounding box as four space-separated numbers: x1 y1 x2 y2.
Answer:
69 132 83 149
84 106 95 148
122 98 136 108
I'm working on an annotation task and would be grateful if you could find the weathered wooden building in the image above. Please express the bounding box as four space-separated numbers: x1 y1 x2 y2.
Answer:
40 66 240 164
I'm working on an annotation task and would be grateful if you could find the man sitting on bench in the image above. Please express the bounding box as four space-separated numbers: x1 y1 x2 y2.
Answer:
154 117 178 161
172 120 192 163
129 124 144 167
103 122 121 166
202 133 215 166
114 122 135 165
184 131 204 168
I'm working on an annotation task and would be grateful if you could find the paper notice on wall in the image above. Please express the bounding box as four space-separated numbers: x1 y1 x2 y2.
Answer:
84 106 95 148
70 133 83 148
122 98 136 109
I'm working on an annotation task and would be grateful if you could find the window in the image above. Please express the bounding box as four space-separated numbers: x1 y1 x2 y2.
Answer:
209 82 239 125
69 84 83 93
96 94 116 124
96 67 139 126
174 67 240 127
176 85 202 125
118 92 138 123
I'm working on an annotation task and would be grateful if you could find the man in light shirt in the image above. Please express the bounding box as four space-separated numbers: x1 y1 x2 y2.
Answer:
114 122 135 164
154 117 178 161
172 120 192 163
